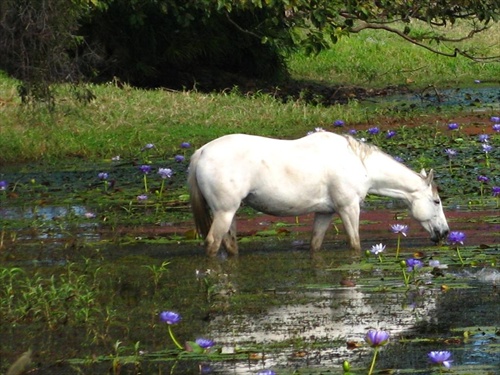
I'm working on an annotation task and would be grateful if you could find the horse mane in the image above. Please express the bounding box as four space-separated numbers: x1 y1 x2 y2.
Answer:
344 135 380 161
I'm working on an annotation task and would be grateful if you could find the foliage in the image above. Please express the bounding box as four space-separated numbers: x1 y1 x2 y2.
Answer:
1 0 499 92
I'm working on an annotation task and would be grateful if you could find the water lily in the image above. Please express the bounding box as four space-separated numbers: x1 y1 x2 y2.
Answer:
365 330 390 375
406 258 423 271
493 123 500 132
493 186 500 208
141 143 154 151
390 224 408 259
180 142 191 149
257 370 276 375
157 167 173 197
370 243 386 262
195 337 215 349
448 231 465 245
447 122 459 130
0 180 8 191
159 311 183 349
448 231 466 265
367 126 380 135
98 172 108 180
444 148 457 157
137 194 148 202
386 130 396 139
348 129 357 135
478 134 489 143
333 119 345 127
174 155 185 163
490 116 500 123
139 165 152 192
428 350 453 369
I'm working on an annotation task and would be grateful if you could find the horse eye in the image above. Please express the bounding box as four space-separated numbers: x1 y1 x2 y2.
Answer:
433 199 441 205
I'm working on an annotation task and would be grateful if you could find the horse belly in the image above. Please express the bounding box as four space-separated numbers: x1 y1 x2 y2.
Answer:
243 188 334 216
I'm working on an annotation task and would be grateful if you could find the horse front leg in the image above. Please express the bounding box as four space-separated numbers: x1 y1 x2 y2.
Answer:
337 203 361 251
310 213 334 254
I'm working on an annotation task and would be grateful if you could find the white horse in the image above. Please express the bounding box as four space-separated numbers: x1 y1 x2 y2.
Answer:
188 132 449 257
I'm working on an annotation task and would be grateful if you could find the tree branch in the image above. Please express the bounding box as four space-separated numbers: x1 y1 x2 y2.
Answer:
349 21 500 62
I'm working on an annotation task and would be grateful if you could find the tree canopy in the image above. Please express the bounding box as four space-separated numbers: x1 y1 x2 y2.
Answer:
1 0 499 92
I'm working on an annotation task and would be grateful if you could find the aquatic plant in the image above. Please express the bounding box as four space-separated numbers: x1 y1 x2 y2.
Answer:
481 144 492 168
493 186 500 208
157 168 173 197
447 122 459 130
477 175 489 203
428 350 453 371
401 258 423 286
444 148 457 174
159 310 183 350
256 370 276 375
390 224 408 259
180 142 191 149
98 172 109 192
333 119 345 127
139 165 152 192
141 143 155 151
448 231 466 265
364 329 390 375
369 243 386 262
386 130 396 139
174 155 185 163
367 127 380 135
0 180 7 191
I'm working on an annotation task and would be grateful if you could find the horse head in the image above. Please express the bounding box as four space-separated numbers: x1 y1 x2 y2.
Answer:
409 169 449 243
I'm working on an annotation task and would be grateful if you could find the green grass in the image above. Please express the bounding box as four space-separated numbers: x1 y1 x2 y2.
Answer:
0 22 499 164
288 22 500 87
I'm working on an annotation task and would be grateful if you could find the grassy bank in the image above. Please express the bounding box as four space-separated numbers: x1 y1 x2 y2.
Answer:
0 25 499 164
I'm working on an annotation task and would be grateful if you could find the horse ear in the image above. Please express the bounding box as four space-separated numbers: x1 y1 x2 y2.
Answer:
420 169 427 178
425 169 434 185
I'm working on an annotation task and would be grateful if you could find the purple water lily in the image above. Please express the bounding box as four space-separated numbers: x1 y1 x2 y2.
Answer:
195 338 215 349
367 127 380 135
139 165 152 174
141 143 154 151
390 224 408 236
98 172 108 180
428 351 453 369
370 243 386 256
0 180 8 191
365 329 390 348
159 311 182 325
444 148 457 157
493 123 500 132
406 258 424 271
478 134 489 143
180 142 191 149
174 155 185 163
447 122 459 130
386 130 397 139
448 231 465 245
490 116 500 123
333 119 345 127
493 186 500 197
477 175 489 183
158 168 173 179
137 194 148 202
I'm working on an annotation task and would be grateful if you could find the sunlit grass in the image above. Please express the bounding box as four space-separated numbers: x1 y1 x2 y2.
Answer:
288 21 500 87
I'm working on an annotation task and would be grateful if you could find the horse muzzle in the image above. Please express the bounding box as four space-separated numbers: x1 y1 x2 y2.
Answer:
431 228 449 243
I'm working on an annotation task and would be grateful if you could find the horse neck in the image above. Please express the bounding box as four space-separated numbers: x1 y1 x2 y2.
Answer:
364 152 423 202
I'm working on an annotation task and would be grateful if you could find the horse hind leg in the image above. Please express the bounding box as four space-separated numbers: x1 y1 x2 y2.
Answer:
310 213 334 254
205 211 237 257
222 218 238 255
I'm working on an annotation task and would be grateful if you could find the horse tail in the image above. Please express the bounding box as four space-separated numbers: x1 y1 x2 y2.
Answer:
188 151 212 239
